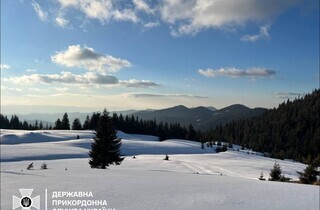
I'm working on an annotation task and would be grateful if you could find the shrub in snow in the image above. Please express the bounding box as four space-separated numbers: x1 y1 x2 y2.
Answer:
27 163 33 170
216 146 222 153
222 144 228 152
209 142 213 148
164 154 169 161
279 175 291 182
259 172 266 181
41 163 47 170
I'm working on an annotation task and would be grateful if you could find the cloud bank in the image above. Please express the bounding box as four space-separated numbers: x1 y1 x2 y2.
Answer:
198 67 275 78
7 72 159 88
160 0 301 36
275 92 303 99
125 93 208 98
47 0 306 39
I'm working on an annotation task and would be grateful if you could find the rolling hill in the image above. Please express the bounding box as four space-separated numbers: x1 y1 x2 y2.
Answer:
133 104 267 131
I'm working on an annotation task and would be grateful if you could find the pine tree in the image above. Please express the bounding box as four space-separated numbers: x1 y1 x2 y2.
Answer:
83 115 91 130
72 118 82 130
89 112 100 130
10 115 20 129
61 113 70 130
89 109 124 169
54 118 62 130
269 162 282 181
39 121 43 130
186 124 196 140
298 162 320 184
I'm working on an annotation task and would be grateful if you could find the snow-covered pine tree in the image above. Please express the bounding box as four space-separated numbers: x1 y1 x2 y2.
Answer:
89 109 124 169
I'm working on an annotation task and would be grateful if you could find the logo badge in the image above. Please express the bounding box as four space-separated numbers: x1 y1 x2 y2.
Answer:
13 189 40 210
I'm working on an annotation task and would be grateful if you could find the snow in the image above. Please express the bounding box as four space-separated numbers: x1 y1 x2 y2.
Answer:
1 129 319 210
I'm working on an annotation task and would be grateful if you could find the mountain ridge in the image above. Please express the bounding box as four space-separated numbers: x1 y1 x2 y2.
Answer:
6 104 267 131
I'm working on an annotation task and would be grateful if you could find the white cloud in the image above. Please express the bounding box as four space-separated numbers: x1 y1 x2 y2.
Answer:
124 93 208 98
112 9 139 23
26 69 37 72
31 0 48 22
52 87 70 92
7 72 159 88
0 64 11 70
8 72 119 85
133 0 154 14
275 92 303 99
57 0 139 23
51 45 131 73
58 0 112 23
144 22 160 28
160 0 301 36
241 24 270 42
1 85 22 92
55 12 70 27
120 79 160 88
198 67 275 78
45 0 306 39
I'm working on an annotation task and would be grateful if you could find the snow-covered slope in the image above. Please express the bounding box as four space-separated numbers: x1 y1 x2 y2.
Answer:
1 129 319 210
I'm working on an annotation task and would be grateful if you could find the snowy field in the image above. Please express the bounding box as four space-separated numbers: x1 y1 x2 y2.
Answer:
1 129 319 210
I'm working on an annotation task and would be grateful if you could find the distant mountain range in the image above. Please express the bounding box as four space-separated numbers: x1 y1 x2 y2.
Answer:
11 104 267 131
133 104 267 131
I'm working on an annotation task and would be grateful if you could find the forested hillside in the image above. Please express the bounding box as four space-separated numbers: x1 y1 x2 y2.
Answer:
206 89 320 163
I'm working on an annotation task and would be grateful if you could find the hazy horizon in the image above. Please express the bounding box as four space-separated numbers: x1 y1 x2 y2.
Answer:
1 102 264 115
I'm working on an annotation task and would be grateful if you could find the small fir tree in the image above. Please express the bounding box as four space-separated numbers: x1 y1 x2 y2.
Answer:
298 162 320 184
27 163 34 170
164 154 169 161
259 172 266 180
41 163 47 170
269 162 282 181
89 109 124 169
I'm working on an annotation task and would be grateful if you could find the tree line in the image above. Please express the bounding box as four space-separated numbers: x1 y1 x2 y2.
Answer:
0 114 48 130
204 89 320 163
0 112 201 141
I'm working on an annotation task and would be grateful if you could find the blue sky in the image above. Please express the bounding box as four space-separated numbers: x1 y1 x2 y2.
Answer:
1 0 319 113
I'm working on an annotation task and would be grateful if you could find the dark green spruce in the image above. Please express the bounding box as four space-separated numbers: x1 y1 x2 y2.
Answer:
89 109 124 169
